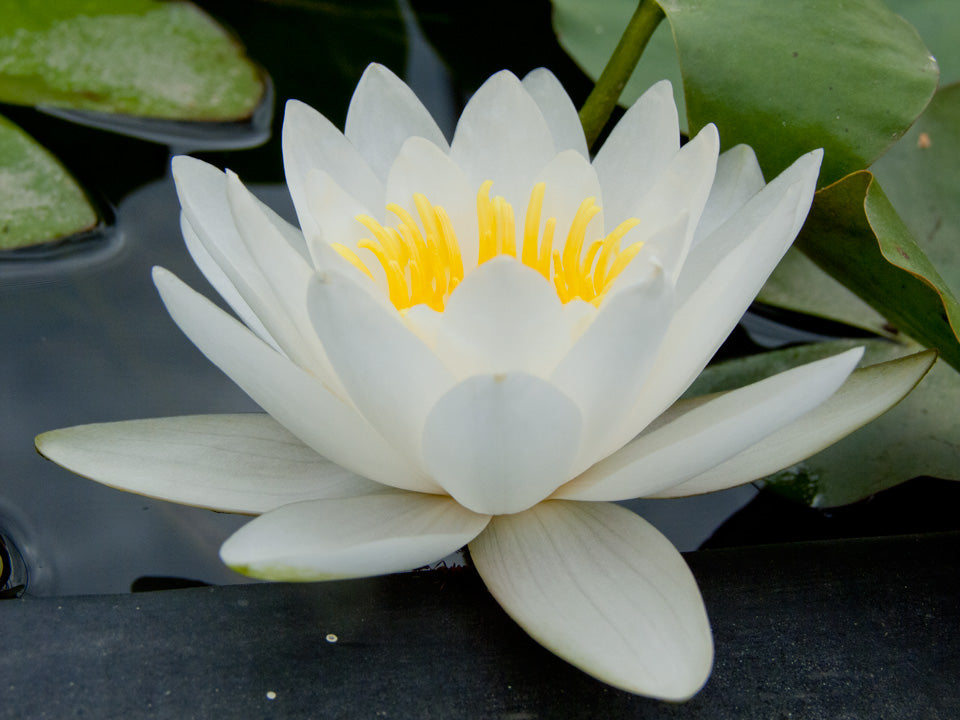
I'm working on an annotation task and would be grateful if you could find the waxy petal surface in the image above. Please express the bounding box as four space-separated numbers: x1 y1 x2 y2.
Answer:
522 68 588 157
470 501 712 701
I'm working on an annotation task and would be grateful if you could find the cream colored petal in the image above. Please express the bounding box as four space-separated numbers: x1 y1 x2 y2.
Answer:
450 70 555 211
556 348 863 502
153 267 437 493
652 349 937 498
422 373 582 515
522 68 589 157
433 257 569 378
282 99 384 239
551 262 674 474
693 144 765 248
593 80 679 225
35 414 390 514
221 493 490 581
307 269 456 469
470 501 712 701
345 63 449 182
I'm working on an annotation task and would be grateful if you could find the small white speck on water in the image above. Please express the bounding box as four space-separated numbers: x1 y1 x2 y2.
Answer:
326 633 338 643
266 691 277 700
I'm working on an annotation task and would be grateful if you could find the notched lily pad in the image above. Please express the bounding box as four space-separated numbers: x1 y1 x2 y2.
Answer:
0 0 264 121
0 113 98 251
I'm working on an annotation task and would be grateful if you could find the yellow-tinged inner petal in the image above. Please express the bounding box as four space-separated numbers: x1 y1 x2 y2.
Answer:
335 182 642 312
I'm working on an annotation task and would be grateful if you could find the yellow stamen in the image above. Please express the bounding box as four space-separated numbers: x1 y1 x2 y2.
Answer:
331 181 643 312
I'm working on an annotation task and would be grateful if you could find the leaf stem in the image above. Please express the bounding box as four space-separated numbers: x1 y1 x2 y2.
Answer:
578 0 665 150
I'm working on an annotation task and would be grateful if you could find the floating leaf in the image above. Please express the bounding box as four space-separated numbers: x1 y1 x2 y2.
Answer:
794 170 960 372
0 113 97 251
886 0 960 85
0 0 264 121
657 0 937 186
688 340 957 507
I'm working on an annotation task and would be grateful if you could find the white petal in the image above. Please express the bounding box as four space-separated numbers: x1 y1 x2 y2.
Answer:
433 257 569 377
220 493 490 581
653 349 937 498
153 267 437 493
470 501 712 701
180 213 280 353
611 150 823 451
450 70 555 211
384 136 479 272
421 373 582 515
303 168 375 257
627 123 720 282
307 269 456 468
693 144 765 247
551 262 674 473
345 63 449 182
282 99 384 239
557 347 863 502
522 68 588 157
593 80 679 226
35 414 389 514
533 149 605 256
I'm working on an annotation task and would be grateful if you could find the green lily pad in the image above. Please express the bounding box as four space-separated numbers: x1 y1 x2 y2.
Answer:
551 0 687 130
886 0 960 86
794 170 960 372
688 340 959 507
0 113 98 251
658 0 938 186
0 0 264 120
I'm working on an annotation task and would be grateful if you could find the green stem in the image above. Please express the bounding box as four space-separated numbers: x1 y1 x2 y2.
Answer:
578 0 665 150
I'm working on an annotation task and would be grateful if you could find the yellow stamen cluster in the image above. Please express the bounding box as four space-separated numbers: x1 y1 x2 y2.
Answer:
333 182 643 312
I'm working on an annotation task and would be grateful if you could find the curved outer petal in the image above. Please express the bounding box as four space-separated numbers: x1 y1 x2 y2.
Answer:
470 500 712 701
556 347 863 502
421 373 582 515
385 136 479 272
282 99 384 239
607 150 823 452
220 493 490 581
153 267 438 494
450 70 555 212
593 80 679 227
345 63 449 182
36 414 389 514
651 349 937 498
551 262 674 474
693 144 765 248
307 269 456 469
521 68 589 158
432 257 570 378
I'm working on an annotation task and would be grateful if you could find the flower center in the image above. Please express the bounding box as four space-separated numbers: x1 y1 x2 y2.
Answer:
332 182 643 312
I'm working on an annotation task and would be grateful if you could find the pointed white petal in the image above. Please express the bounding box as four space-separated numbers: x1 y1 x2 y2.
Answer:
384 136 479 272
221 493 490 581
36 414 389 514
450 70 555 211
557 348 863 502
433 257 569 377
345 63 449 182
593 80 679 225
422 373 582 515
551 262 674 473
653 349 937 498
307 269 455 468
470 501 712 701
693 144 765 247
522 68 588 157
609 150 824 451
153 267 437 493
282 99 384 239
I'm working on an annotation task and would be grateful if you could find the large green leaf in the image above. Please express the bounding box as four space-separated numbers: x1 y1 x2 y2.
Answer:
551 0 687 130
794 170 960 372
0 113 98 251
886 0 960 86
687 340 958 507
0 0 264 120
658 0 938 186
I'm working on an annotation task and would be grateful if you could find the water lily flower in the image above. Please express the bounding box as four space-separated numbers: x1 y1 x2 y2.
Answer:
36 65 933 701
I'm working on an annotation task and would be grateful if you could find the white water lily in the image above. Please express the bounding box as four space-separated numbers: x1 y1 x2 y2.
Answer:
37 65 934 701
